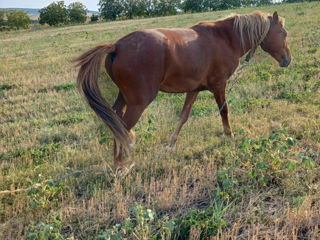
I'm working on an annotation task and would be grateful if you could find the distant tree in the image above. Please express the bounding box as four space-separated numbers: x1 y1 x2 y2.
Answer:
282 0 301 2
39 1 69 26
68 2 87 23
217 0 241 10
239 0 271 6
255 0 272 6
121 0 150 19
182 0 206 12
0 9 6 26
99 0 123 21
240 0 254 7
183 0 248 12
204 0 221 11
90 14 99 22
99 0 180 19
144 0 156 16
153 0 180 16
6 10 30 29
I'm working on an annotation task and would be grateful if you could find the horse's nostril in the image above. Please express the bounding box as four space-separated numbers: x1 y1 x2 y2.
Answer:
281 55 291 67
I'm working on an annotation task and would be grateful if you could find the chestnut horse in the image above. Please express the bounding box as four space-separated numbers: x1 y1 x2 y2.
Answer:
75 11 291 168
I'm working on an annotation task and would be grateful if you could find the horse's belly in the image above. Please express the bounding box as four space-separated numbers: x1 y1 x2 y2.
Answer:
159 76 205 93
160 50 209 93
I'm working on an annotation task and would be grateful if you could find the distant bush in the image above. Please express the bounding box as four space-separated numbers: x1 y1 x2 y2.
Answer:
99 0 123 21
152 0 181 16
39 1 69 26
39 1 89 26
7 10 30 29
68 2 87 23
0 9 5 26
1 9 30 30
90 14 99 22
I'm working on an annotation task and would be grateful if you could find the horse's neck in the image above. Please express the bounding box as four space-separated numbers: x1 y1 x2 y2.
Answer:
193 19 255 59
214 18 254 59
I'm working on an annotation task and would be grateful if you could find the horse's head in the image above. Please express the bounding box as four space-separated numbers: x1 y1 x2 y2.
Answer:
260 12 291 67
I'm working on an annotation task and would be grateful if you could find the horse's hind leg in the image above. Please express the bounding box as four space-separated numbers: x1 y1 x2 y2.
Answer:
112 92 126 169
112 92 126 117
113 103 150 168
169 91 199 147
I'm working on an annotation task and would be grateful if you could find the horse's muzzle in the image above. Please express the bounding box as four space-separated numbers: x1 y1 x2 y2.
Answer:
280 55 291 67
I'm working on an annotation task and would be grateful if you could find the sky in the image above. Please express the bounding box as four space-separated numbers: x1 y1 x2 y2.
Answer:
0 0 100 11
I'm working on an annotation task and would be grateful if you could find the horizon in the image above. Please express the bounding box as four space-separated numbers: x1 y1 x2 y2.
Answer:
0 1 99 11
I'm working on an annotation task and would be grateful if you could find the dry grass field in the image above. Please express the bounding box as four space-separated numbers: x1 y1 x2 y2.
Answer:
1 2 320 239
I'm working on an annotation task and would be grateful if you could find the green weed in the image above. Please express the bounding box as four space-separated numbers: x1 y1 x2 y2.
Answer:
53 83 76 92
26 213 64 240
0 84 16 91
97 200 231 240
26 180 65 211
171 196 231 239
9 143 60 165
49 114 85 126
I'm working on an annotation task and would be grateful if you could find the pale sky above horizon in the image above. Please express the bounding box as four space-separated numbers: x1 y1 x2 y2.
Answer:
0 0 100 11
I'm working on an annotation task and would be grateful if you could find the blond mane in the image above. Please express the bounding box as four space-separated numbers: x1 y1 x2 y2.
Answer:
230 11 273 51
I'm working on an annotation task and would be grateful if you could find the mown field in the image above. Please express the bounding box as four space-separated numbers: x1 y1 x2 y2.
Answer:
1 2 320 239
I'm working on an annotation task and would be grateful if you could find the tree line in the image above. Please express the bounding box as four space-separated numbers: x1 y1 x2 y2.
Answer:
98 0 320 20
1 0 317 30
99 0 274 21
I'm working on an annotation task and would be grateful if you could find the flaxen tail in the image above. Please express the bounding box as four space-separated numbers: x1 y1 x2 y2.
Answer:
74 44 131 154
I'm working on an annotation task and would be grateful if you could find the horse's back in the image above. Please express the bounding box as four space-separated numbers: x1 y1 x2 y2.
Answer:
111 28 201 93
110 30 169 103
109 26 235 95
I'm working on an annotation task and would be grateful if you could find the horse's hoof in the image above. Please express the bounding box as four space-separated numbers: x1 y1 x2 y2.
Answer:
165 144 175 152
129 143 135 152
224 130 234 138
116 163 135 177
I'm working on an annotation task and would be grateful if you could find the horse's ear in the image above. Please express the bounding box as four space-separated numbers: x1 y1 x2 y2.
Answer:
273 11 279 23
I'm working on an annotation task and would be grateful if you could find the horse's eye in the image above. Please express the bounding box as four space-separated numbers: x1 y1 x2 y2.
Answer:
279 30 287 38
282 30 287 37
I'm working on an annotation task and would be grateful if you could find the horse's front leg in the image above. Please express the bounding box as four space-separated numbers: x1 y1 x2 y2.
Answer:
211 88 233 137
170 91 199 147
